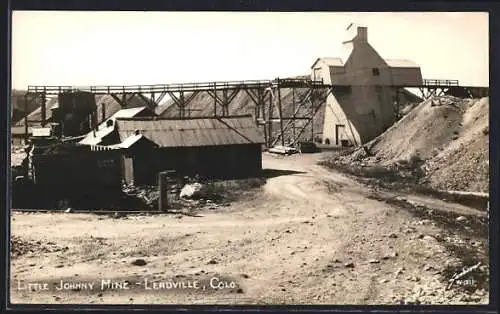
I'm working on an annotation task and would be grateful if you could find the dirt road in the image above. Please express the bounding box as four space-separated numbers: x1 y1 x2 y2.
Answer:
10 152 489 305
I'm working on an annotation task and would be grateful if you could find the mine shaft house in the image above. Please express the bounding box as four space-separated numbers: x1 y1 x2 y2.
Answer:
113 115 265 185
312 24 424 147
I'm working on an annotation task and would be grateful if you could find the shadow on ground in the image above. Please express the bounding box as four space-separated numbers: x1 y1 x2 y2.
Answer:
261 169 306 179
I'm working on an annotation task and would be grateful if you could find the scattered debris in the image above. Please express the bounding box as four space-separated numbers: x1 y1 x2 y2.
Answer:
297 141 320 153
382 252 398 260
395 267 404 277
10 236 66 259
268 145 298 156
424 265 435 271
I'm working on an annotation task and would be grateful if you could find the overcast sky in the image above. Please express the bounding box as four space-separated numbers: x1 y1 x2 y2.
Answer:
11 11 488 89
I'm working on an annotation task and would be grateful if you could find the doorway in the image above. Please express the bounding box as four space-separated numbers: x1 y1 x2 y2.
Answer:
335 124 346 146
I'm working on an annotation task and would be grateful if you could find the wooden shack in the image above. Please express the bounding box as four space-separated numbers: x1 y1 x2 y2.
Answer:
115 115 265 185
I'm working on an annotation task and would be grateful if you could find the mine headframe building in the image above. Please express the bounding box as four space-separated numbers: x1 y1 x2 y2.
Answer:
312 24 489 147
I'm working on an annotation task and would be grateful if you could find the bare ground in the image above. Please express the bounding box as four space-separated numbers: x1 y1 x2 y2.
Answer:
10 153 489 305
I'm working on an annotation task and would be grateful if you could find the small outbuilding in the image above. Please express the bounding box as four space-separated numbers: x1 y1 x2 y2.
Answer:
115 115 265 185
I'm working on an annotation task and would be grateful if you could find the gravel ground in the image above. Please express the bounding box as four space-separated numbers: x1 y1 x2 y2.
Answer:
9 153 489 305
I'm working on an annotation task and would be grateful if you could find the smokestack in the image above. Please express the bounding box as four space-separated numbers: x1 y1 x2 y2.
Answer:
357 27 368 43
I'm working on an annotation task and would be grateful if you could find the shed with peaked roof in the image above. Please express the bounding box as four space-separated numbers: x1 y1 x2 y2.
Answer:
114 115 265 185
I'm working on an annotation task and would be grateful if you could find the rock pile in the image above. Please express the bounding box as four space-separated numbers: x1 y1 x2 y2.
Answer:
10 235 68 259
329 96 489 193
122 184 160 209
121 181 227 211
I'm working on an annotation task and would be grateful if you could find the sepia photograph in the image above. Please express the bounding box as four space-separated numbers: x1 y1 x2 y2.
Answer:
9 11 490 305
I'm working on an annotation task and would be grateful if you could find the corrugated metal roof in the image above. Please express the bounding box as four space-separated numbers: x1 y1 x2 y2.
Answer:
385 59 419 68
116 116 265 148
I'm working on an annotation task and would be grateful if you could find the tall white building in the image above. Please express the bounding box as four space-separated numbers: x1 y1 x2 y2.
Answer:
312 24 423 146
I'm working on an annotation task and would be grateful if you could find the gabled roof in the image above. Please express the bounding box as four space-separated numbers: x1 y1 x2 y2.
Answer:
79 106 149 146
385 59 420 68
112 133 158 149
311 57 344 69
115 116 265 148
78 126 115 145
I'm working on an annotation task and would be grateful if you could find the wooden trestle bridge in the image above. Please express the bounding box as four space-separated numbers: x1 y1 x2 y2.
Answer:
23 78 488 147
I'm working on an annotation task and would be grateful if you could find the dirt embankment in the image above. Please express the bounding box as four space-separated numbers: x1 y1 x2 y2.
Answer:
322 96 489 194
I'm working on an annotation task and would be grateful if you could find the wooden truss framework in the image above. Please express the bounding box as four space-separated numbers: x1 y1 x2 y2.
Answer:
24 79 331 148
417 87 450 100
23 78 484 148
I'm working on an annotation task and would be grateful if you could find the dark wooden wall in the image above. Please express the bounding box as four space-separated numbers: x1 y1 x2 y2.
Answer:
124 144 263 185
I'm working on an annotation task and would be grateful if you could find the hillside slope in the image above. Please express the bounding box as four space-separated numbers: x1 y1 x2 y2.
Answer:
334 96 489 193
425 97 489 192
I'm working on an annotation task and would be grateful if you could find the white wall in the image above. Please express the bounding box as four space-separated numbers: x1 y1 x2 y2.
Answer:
316 27 422 146
322 92 361 146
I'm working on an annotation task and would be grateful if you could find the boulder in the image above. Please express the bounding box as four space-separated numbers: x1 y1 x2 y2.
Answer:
180 183 204 199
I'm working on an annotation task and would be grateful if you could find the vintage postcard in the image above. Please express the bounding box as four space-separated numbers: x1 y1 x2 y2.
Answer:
9 11 489 305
